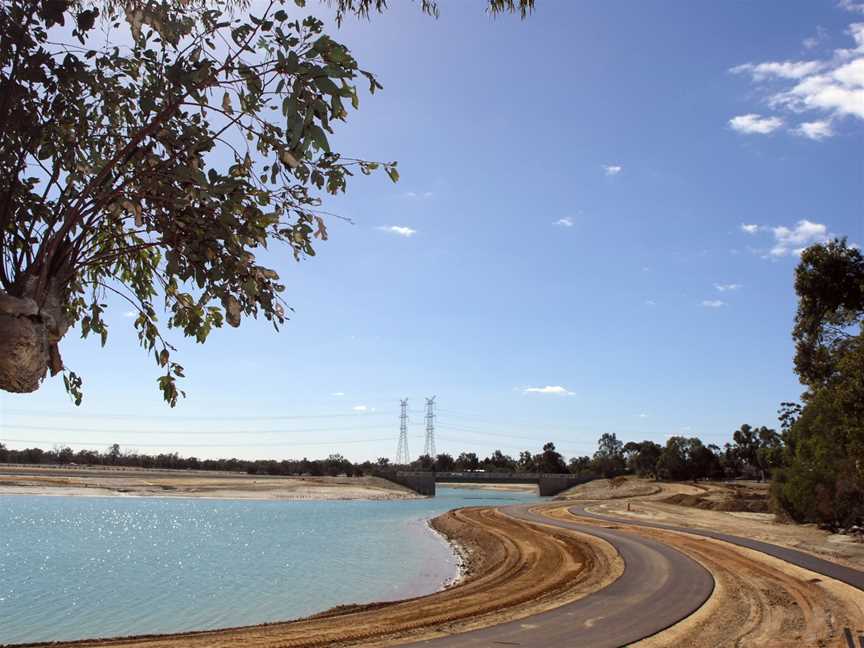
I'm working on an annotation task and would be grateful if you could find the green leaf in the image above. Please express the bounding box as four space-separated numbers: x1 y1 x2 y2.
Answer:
76 10 97 32
314 77 340 96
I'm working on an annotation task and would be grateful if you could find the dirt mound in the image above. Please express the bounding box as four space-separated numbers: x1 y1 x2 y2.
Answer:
558 477 662 500
662 492 771 513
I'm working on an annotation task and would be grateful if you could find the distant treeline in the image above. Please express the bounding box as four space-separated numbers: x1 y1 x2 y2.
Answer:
0 424 781 484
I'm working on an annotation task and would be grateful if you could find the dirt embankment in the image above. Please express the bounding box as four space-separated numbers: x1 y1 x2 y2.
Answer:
556 475 665 500
0 466 417 500
574 477 864 569
539 505 864 647
660 481 772 513
14 508 622 648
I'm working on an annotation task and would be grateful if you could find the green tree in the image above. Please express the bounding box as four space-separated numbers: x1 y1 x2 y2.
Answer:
0 0 534 404
567 455 592 476
623 440 662 478
593 432 625 477
483 449 516 472
57 446 75 464
107 443 121 464
772 239 864 527
412 453 435 471
518 449 537 472
434 452 454 471
456 451 480 471
536 442 567 473
655 436 719 481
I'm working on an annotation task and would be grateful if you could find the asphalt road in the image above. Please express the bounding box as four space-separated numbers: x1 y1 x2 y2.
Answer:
570 504 864 592
403 503 715 648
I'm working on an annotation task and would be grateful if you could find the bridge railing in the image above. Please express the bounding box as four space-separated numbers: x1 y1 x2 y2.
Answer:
398 471 579 480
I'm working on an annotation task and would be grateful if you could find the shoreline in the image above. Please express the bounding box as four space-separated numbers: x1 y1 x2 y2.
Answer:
0 485 421 501
0 468 420 501
425 516 468 589
6 507 619 648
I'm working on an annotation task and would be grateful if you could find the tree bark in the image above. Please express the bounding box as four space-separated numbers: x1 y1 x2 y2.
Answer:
0 278 69 393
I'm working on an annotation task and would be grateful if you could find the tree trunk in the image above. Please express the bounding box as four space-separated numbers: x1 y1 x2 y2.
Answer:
0 278 69 393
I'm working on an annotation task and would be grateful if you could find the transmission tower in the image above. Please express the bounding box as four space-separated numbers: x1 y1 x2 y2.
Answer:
423 396 436 458
396 398 410 465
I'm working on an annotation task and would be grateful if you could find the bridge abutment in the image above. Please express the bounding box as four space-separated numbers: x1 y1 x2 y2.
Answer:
381 471 593 497
386 471 436 496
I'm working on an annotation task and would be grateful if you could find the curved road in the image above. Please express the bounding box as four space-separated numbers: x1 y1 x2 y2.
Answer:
404 503 715 648
570 504 864 592
408 502 864 647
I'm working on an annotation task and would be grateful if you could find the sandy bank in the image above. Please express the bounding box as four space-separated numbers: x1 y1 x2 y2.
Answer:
0 466 418 501
534 506 864 647
12 507 621 648
562 476 864 569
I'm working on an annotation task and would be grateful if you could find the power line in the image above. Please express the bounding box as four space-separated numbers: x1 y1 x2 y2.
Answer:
2 409 392 421
0 436 422 449
2 423 395 436
436 409 596 431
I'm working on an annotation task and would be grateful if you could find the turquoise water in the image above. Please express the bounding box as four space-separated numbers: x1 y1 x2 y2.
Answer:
0 487 540 645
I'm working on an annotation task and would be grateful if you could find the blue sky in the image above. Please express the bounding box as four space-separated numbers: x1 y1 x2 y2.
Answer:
2 0 862 462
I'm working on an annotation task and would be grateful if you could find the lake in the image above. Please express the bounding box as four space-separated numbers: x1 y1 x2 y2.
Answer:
0 487 540 645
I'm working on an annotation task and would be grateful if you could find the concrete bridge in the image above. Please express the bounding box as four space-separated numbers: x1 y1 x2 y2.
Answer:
385 471 592 497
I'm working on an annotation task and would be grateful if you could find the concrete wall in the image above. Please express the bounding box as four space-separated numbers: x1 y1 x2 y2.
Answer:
382 471 594 497
538 475 583 496
388 471 436 496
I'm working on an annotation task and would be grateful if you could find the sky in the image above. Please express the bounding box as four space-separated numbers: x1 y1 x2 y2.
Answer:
1 0 862 463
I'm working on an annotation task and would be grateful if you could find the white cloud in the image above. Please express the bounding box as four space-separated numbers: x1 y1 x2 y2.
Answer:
123 310 136 318
731 61 825 81
522 385 575 396
603 164 623 176
775 60 864 120
794 119 835 139
741 219 833 258
331 392 345 397
728 113 784 134
352 405 369 412
637 413 649 418
769 219 829 256
839 0 864 14
804 27 829 50
714 283 742 292
404 191 433 199
729 23 864 138
377 225 417 237
645 299 656 306
553 217 574 227
702 300 727 308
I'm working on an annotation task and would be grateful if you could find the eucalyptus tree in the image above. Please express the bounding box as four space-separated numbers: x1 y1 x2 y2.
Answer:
772 239 864 526
0 0 534 404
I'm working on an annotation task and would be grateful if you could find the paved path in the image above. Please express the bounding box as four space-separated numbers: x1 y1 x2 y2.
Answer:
404 504 714 648
570 504 864 592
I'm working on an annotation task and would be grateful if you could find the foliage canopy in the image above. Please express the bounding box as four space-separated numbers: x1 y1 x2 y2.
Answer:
772 239 864 527
0 0 533 405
